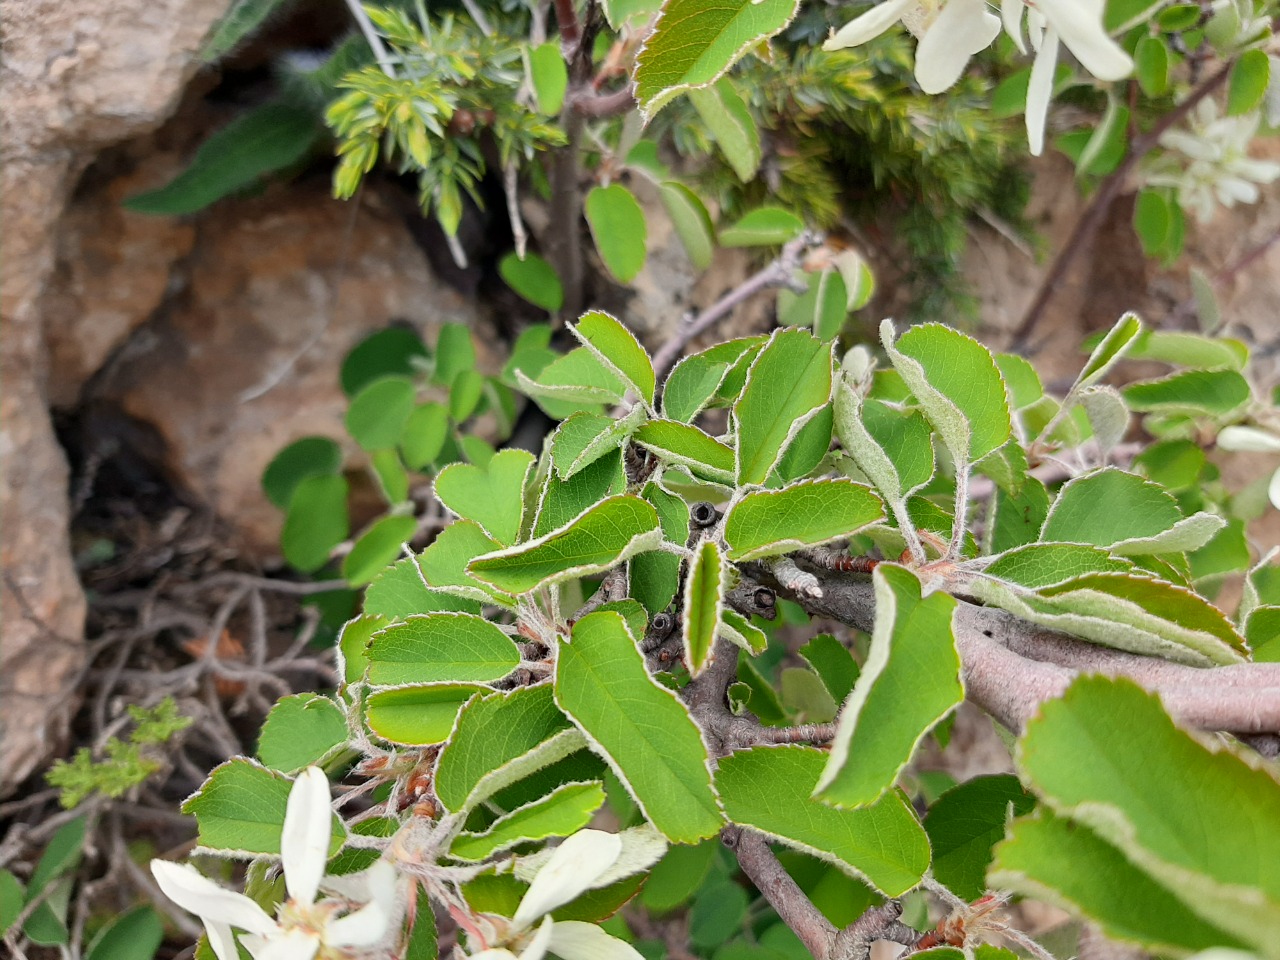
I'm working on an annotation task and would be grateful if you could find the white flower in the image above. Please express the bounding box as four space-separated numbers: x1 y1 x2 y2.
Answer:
825 0 1001 94
152 767 398 960
1142 99 1280 222
465 830 643 960
1005 0 1133 154
826 0 1132 155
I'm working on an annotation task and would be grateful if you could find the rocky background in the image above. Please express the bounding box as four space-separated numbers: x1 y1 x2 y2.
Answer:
2 0 1278 800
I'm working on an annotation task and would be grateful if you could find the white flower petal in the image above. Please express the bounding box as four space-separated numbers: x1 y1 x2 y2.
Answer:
1027 9 1045 49
241 929 321 960
325 861 398 947
518 916 554 960
549 921 646 960
1215 176 1258 205
1218 426 1280 453
281 767 332 906
1025 27 1060 155
1160 129 1222 162
825 0 916 49
914 0 1001 93
1041 0 1132 80
1231 158 1280 182
1002 0 1027 52
1269 466 1280 512
470 952 522 960
204 921 244 960
512 831 622 929
151 861 277 935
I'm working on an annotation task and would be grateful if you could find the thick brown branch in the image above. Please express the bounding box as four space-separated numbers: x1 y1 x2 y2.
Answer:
746 565 1280 736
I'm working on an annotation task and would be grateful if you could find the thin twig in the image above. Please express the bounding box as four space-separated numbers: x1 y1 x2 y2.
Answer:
652 233 818 376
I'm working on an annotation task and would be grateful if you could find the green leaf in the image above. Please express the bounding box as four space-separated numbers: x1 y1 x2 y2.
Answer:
718 207 804 247
341 327 430 397
555 611 724 842
1077 99 1129 177
924 775 1035 901
1040 468 1177 547
366 613 520 685
1123 330 1248 369
434 322 477 387
342 514 418 587
533 448 627 537
659 182 716 271
683 540 728 676
835 376 935 510
634 420 736 484
449 369 486 422
688 79 761 182
262 436 343 509
781 667 838 722
450 782 606 861
434 449 535 546
691 878 749 948
1227 49 1270 116
435 685 584 813
517 346 628 409
662 358 730 424
1133 189 1173 257
883 321 1011 465
183 759 343 856
337 614 383 686
371 448 409 504
994 354 1043 410
0 869 24 937
470 496 662 594
282 474 348 572
84 905 164 960
365 683 485 745
1076 311 1144 389
816 565 961 808
1010 676 1280 949
572 310 657 406
346 376 417 451
406 887 439 960
634 0 800 117
124 103 317 215
716 746 928 896
530 42 569 115
400 403 450 471
798 634 859 704
1133 36 1170 97
780 269 847 341
500 252 564 312
27 816 85 900
551 410 636 480
982 543 1130 588
991 809 1250 953
630 481 690 616
734 329 833 485
200 0 295 61
603 0 664 27
365 552 482 617
585 185 648 283
723 479 883 562
1123 369 1252 416
257 694 348 773
721 608 768 655
641 841 719 912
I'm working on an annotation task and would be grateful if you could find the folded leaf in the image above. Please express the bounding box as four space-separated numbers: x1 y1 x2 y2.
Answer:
419 521 508 604
572 311 657 406
1011 676 1280 949
734 329 834 485
688 79 761 182
435 685 585 813
979 543 1132 588
450 782 606 861
517 347 628 407
552 408 645 480
1123 369 1251 417
471 496 662 594
1076 311 1144 388
662 356 731 423
534 449 627 537
716 745 928 896
1040 468 1182 549
634 419 736 484
816 565 961 808
365 683 486 746
555 611 723 843
683 540 729 676
723 479 884 561
364 554 482 618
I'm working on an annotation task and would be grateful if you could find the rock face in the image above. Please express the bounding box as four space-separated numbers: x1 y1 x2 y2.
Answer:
111 181 492 557
0 0 232 795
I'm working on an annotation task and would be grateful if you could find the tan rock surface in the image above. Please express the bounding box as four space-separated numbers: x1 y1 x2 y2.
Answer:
0 0 231 794
113 183 493 557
